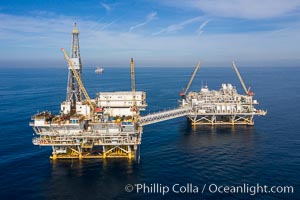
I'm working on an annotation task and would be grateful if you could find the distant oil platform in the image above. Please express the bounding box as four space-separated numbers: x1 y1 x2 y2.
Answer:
95 67 104 74
30 23 266 160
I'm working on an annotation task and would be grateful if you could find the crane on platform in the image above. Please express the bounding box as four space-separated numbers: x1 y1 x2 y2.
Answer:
232 61 254 96
61 48 95 112
180 61 201 97
130 58 138 120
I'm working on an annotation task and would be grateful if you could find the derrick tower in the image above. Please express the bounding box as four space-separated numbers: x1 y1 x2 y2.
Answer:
66 22 83 112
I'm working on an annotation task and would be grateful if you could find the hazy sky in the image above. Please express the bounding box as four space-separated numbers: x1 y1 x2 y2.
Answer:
0 0 300 67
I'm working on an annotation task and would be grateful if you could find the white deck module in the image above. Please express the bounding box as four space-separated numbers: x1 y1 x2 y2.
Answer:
96 91 147 109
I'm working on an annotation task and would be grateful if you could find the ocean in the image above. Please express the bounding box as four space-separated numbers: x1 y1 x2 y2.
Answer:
0 66 299 200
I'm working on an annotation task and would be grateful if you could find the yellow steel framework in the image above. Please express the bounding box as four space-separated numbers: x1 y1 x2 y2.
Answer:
49 145 135 160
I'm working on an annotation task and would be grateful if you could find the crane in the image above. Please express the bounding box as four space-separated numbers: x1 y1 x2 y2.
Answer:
231 61 254 96
180 61 201 97
130 58 138 117
61 48 95 112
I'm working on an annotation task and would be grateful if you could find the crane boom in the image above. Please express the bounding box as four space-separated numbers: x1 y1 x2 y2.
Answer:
231 61 250 95
130 58 137 112
182 61 201 96
61 48 94 112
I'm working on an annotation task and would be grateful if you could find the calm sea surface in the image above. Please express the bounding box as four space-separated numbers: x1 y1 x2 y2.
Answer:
0 66 299 200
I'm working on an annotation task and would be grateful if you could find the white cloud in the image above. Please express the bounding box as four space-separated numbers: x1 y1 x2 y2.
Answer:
159 0 300 19
153 16 204 35
101 2 111 12
0 13 300 67
129 12 157 32
100 18 120 31
196 20 209 35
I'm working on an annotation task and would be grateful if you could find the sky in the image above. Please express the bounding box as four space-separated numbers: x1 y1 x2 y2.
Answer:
0 0 300 67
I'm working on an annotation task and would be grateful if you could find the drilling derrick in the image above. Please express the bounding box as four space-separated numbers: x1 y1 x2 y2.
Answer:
66 22 83 113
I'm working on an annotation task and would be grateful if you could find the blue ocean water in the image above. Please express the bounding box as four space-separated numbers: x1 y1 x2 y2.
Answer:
0 66 299 200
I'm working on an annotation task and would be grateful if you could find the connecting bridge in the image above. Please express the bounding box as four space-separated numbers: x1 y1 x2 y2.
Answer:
139 107 192 126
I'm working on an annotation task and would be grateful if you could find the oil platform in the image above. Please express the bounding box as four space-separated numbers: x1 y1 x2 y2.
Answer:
30 23 266 160
179 61 267 125
30 23 147 160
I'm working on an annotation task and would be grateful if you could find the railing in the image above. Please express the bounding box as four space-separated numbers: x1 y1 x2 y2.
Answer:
139 107 193 126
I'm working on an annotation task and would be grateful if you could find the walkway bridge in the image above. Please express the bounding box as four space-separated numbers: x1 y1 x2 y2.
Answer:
139 107 193 126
